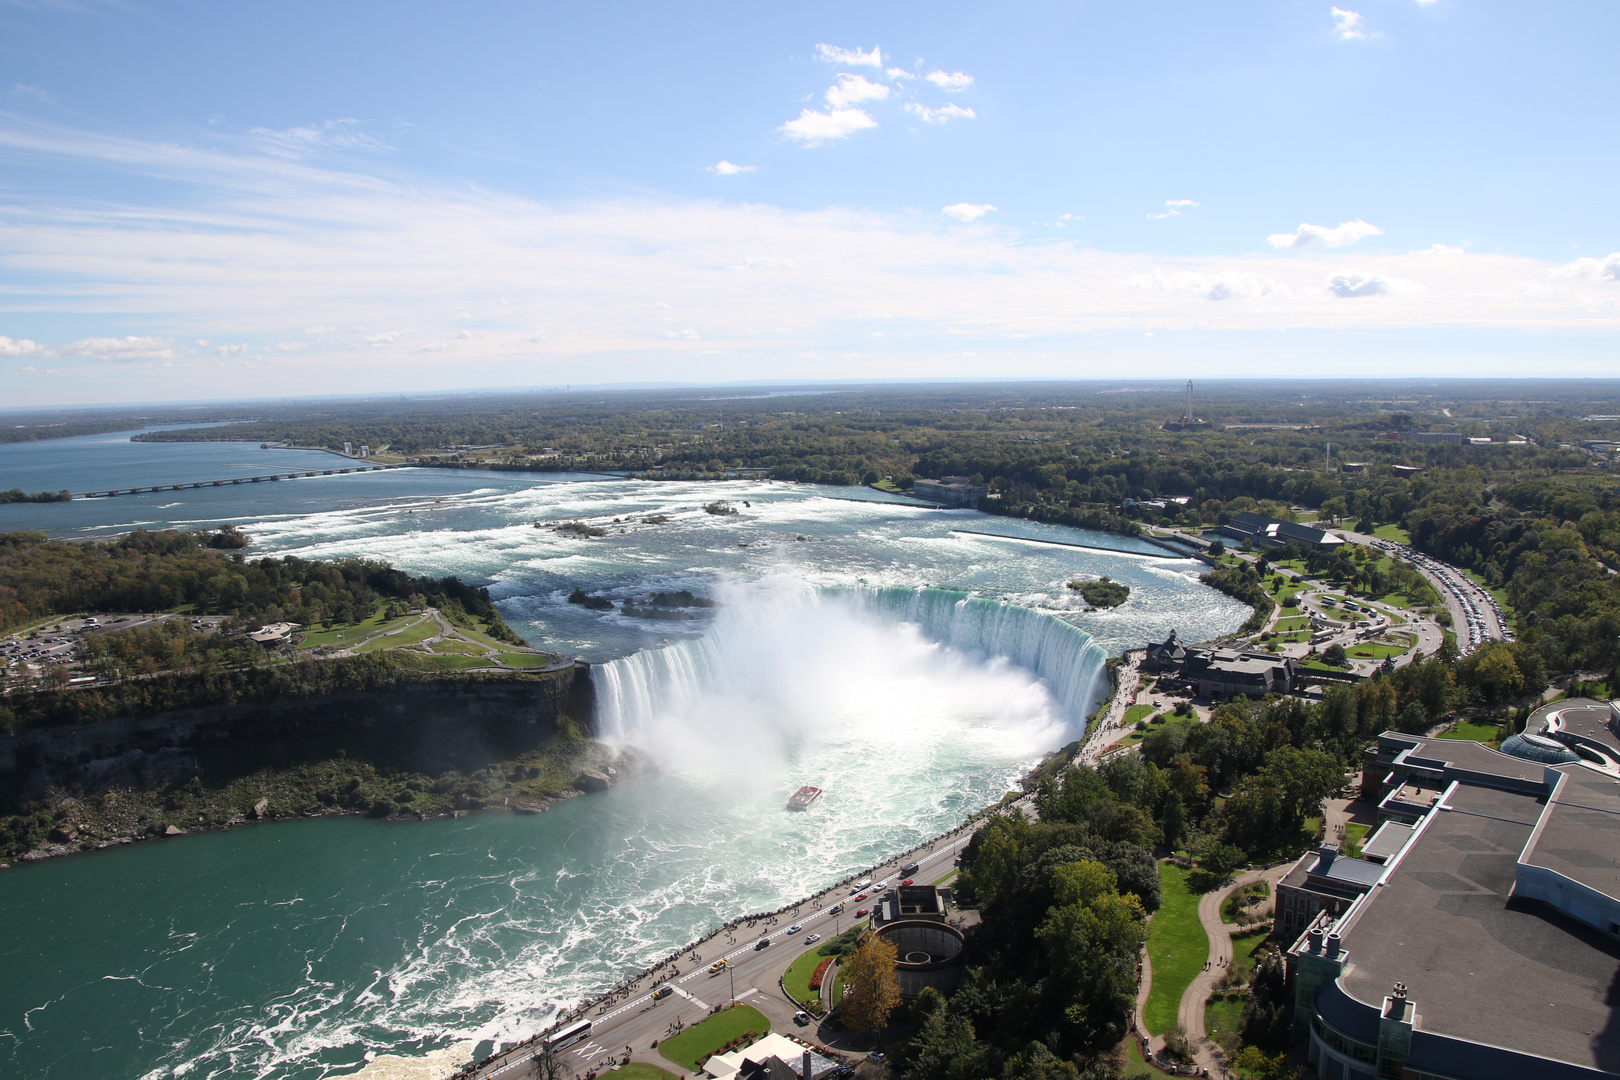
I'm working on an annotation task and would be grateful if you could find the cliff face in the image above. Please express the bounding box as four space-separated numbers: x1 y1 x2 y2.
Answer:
0 665 595 804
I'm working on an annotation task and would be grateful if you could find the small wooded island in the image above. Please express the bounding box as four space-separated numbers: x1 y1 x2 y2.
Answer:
1069 576 1130 607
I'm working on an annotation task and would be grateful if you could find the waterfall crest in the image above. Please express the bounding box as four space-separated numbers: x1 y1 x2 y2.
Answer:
592 583 1109 744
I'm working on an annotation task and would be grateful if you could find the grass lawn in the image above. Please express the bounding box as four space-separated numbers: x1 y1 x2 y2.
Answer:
412 652 496 671
296 607 400 648
1346 641 1409 660
1114 712 1195 750
1124 703 1159 725
1372 523 1412 545
658 1004 770 1070
1342 822 1371 858
1204 993 1246 1055
354 616 439 652
605 1066 680 1080
1272 615 1311 633
1143 862 1208 1036
429 639 488 655
783 946 829 1008
498 651 554 667
1439 720 1503 743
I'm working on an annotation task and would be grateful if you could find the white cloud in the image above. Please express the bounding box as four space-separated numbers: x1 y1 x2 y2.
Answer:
780 107 877 146
9 366 64 376
1551 252 1620 284
904 102 975 124
729 256 798 271
250 118 394 158
942 203 996 222
1149 199 1200 219
666 328 701 339
710 160 757 175
1332 7 1368 39
925 70 974 91
0 336 42 356
213 343 249 356
1268 219 1383 249
885 68 914 80
815 44 883 68
301 325 335 334
63 335 177 361
412 340 448 353
825 73 890 108
273 341 312 351
1326 271 1420 297
365 330 405 345
1128 270 1291 301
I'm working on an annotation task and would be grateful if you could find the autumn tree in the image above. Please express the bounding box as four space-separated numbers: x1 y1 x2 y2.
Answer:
839 932 902 1035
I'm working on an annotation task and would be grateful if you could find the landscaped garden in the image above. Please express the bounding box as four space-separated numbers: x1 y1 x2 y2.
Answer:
1438 720 1503 744
1143 862 1208 1035
657 1004 770 1070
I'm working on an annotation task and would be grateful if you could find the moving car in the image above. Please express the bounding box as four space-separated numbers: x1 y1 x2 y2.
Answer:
794 1011 811 1026
804 934 821 944
901 878 914 886
827 903 845 916
652 987 673 1000
855 908 869 917
853 893 867 902
754 937 771 950
901 862 920 876
786 923 803 935
708 960 728 974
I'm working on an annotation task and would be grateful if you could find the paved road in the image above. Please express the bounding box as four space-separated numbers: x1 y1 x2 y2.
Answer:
1339 530 1511 654
469 830 981 1080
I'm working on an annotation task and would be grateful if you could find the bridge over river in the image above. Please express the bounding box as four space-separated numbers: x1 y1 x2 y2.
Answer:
72 463 409 499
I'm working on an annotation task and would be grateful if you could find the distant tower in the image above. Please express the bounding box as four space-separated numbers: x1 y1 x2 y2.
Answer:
1326 443 1332 470
1184 380 1194 423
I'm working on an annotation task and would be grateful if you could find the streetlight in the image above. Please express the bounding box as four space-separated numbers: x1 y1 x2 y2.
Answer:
728 958 736 1004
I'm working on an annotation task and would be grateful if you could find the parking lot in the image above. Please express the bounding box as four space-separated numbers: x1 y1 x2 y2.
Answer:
1 613 217 684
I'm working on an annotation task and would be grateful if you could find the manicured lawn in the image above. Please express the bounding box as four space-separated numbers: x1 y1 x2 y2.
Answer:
1346 641 1409 660
1114 713 1195 750
658 1004 770 1070
1143 862 1208 1036
354 616 439 652
784 946 829 1007
413 652 496 670
1124 703 1159 725
1272 615 1311 633
296 607 399 648
1372 523 1412 545
498 651 554 667
429 639 488 655
1204 993 1246 1054
1439 720 1502 743
605 1065 680 1080
1342 822 1371 858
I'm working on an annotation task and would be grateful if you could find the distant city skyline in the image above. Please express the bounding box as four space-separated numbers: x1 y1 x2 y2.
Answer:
0 0 1616 405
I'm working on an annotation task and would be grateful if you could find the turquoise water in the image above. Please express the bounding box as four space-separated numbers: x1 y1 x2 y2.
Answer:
0 434 1248 1079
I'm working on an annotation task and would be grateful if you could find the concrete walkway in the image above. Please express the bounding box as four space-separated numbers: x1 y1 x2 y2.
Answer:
1175 863 1293 1074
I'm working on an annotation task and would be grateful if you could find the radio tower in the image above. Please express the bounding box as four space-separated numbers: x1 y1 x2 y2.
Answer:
1183 380 1194 423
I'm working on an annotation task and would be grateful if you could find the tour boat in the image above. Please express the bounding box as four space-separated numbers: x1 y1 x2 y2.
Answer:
786 785 823 812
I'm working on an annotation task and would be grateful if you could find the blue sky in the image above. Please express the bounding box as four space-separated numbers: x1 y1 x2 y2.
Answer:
0 0 1616 404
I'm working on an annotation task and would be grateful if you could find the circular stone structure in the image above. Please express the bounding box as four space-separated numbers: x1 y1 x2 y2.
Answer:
873 920 966 999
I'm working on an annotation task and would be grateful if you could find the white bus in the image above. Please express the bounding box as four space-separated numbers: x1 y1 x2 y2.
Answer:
542 1019 592 1052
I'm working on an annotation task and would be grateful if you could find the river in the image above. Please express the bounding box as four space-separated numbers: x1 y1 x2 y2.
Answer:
0 429 1247 1079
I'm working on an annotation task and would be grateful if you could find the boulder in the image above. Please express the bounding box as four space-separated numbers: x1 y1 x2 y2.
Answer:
576 771 612 793
252 798 269 819
164 824 185 836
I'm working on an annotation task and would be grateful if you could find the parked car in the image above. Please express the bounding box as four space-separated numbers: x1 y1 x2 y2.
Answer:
867 1052 887 1063
794 1011 811 1026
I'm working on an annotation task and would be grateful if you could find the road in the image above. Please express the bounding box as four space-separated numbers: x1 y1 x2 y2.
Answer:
1338 530 1511 654
468 828 982 1080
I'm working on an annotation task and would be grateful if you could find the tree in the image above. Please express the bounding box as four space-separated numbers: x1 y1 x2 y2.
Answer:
1208 540 1225 556
839 932 902 1034
1322 643 1348 667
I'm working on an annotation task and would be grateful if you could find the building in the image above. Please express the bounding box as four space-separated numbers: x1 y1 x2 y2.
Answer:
874 884 947 926
1275 842 1386 942
704 1034 840 1080
1406 431 1466 444
1142 631 1298 698
872 920 965 999
1216 512 1345 550
1285 699 1620 1080
913 476 987 508
247 622 300 645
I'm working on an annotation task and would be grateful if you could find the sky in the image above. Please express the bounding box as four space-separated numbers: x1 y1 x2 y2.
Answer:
0 0 1616 406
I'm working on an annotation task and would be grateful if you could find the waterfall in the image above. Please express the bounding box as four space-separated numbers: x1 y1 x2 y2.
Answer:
591 583 1109 745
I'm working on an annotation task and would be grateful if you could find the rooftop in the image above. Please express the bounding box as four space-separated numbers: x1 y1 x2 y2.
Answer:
1524 766 1620 904
1337 781 1620 1075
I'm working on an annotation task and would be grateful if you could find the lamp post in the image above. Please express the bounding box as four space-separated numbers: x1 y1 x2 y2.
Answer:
728 959 736 1004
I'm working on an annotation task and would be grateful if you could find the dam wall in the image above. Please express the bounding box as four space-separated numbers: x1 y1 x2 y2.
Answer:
0 666 592 803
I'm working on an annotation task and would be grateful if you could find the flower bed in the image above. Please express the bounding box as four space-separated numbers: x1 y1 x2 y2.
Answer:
808 957 834 992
